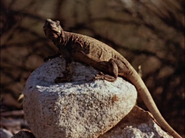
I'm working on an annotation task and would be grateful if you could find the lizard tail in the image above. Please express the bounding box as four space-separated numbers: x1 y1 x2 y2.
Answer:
129 70 182 138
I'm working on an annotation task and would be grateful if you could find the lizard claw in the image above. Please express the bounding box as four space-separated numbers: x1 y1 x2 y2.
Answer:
94 72 116 82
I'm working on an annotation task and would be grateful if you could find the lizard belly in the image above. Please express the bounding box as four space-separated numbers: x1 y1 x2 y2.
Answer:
72 51 111 74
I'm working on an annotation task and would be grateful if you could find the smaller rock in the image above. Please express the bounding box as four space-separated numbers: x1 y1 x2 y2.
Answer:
99 106 173 138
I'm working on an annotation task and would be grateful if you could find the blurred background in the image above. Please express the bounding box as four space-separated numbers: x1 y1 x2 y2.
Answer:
0 0 184 137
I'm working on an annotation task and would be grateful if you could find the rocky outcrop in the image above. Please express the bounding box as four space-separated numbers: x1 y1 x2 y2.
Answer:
23 57 137 138
23 57 172 138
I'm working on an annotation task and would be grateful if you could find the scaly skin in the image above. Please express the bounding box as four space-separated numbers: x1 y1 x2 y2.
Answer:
43 19 181 138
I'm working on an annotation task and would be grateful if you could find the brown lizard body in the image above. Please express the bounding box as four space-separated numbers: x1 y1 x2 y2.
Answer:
43 19 181 138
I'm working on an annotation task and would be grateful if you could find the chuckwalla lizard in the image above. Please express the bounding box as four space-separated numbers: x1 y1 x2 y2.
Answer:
43 19 181 138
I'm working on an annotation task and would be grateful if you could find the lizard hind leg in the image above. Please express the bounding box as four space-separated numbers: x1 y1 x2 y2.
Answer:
94 59 119 82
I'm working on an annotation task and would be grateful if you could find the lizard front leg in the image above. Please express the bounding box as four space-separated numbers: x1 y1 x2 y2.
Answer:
55 58 74 83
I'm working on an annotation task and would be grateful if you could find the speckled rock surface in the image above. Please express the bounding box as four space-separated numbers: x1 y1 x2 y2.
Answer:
23 57 137 138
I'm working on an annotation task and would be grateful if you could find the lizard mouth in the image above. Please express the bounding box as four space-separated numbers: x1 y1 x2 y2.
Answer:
43 19 61 39
43 19 61 32
43 19 54 34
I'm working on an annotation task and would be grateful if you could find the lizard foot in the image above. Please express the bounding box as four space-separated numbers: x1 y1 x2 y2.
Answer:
54 66 73 83
94 72 116 82
54 77 71 83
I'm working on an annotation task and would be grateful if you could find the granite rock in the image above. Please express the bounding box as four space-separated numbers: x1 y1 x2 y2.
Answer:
23 57 137 138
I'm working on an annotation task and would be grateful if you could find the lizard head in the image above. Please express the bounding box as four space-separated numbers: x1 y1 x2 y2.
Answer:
43 19 63 41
